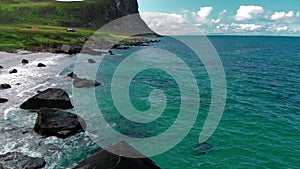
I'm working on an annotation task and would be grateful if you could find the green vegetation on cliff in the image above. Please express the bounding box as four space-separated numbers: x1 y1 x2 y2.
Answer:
0 0 141 52
0 0 135 29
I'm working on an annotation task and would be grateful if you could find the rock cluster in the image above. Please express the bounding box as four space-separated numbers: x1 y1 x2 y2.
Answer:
0 152 46 169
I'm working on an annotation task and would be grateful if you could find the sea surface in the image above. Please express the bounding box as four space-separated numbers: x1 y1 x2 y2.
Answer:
0 36 299 168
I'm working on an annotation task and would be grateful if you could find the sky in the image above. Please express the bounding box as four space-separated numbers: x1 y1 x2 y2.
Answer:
138 0 300 36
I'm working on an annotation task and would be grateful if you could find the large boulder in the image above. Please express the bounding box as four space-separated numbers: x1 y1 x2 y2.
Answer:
0 84 11 90
74 141 161 169
21 59 29 64
0 98 8 103
0 152 46 169
37 63 46 67
20 88 73 110
34 108 86 138
9 69 17 74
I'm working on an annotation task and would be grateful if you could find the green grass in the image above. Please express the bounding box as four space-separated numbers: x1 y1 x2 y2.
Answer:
0 24 116 51
0 24 133 52
0 0 135 52
0 0 109 29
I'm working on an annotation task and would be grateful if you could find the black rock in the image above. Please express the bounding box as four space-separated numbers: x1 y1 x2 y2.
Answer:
20 88 73 110
73 141 161 169
73 77 101 88
21 59 29 64
34 108 86 138
193 142 213 155
0 152 46 169
108 50 115 55
9 69 17 74
0 65 3 69
0 84 11 90
67 72 78 78
88 59 96 63
37 63 46 67
0 98 8 103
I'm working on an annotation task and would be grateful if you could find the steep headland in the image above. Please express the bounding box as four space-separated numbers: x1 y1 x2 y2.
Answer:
0 0 159 52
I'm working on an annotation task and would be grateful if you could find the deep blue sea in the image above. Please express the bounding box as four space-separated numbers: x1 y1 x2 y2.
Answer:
1 36 299 168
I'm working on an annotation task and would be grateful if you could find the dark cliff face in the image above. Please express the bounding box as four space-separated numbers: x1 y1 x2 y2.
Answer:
105 0 139 23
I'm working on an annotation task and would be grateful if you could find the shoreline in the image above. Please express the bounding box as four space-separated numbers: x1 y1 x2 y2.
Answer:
2 37 161 55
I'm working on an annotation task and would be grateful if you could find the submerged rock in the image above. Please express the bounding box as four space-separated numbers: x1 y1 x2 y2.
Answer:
193 142 213 155
67 72 100 88
0 65 3 69
20 88 73 110
67 72 78 78
37 63 46 67
0 152 46 169
74 141 161 169
9 69 17 74
73 77 101 88
0 84 11 90
34 108 86 138
0 98 8 103
88 59 96 63
21 59 29 64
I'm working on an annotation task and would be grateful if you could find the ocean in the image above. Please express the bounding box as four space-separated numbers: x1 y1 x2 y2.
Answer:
0 36 299 168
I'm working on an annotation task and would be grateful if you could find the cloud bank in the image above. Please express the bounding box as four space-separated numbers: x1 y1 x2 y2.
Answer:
140 5 300 36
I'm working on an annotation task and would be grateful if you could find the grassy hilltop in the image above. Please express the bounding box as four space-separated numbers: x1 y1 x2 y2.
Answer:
0 0 140 52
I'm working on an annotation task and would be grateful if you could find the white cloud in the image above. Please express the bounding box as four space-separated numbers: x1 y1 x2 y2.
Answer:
219 10 227 16
213 18 221 24
194 7 213 25
140 12 203 35
216 23 230 31
197 7 213 18
276 26 289 31
231 23 262 31
271 11 295 23
211 10 227 24
235 5 264 21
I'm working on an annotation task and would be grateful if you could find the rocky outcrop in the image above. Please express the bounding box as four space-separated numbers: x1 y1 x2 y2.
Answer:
74 141 161 169
88 59 96 63
34 108 86 138
0 84 11 90
20 88 73 110
0 98 8 103
9 69 17 74
0 152 46 169
67 72 101 88
73 77 101 88
105 0 139 22
37 63 46 67
21 59 29 64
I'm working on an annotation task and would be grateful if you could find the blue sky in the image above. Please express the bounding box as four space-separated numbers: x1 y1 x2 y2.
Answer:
138 0 300 36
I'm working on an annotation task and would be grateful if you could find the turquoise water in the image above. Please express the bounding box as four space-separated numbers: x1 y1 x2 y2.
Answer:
90 36 300 168
1 36 299 168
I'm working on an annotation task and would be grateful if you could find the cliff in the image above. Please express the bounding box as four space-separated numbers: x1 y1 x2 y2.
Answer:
0 0 159 52
0 0 149 30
